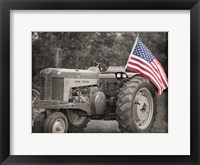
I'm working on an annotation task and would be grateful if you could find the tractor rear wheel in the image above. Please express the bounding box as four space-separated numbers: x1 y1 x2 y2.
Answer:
33 111 46 133
44 112 69 133
66 110 89 133
32 89 40 104
116 76 157 133
32 89 40 126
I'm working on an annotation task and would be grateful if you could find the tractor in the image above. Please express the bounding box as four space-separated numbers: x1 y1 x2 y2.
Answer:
33 54 157 133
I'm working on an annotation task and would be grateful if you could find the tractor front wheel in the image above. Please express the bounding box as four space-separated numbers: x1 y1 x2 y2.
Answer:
116 76 157 133
44 112 69 133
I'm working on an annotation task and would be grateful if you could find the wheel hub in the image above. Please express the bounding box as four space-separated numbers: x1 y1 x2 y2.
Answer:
137 96 149 121
133 88 153 129
52 119 65 133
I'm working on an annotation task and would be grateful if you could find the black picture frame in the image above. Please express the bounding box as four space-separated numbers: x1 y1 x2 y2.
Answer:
0 0 199 164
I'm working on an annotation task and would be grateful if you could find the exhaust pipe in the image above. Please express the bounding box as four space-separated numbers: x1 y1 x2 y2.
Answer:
54 48 62 68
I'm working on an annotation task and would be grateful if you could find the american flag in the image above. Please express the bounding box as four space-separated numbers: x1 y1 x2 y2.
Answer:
125 37 168 95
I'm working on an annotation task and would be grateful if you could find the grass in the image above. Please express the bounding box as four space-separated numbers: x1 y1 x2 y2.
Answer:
84 120 121 133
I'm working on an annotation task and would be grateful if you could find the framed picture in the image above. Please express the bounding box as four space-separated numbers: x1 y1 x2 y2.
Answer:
1 0 199 164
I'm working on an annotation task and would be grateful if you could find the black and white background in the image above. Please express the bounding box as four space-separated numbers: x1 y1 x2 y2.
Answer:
32 32 168 133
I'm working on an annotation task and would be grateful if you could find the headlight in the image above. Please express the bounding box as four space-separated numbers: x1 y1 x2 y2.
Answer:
122 73 128 78
116 73 122 78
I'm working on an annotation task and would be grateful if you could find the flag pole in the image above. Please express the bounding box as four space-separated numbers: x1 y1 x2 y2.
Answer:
125 34 139 70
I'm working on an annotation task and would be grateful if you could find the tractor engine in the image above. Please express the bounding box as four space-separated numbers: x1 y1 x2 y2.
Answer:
71 86 106 115
71 86 91 103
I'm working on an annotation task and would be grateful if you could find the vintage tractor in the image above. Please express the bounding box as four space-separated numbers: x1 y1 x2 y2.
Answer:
33 54 157 133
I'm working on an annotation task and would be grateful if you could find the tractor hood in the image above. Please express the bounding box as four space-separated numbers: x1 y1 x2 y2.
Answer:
40 67 100 79
104 66 125 73
100 66 138 78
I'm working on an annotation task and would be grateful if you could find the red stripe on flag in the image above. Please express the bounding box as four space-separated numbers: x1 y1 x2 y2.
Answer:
128 61 164 91
152 59 168 87
130 56 166 89
127 66 162 95
153 59 168 83
150 60 167 89
154 59 167 77
153 59 168 82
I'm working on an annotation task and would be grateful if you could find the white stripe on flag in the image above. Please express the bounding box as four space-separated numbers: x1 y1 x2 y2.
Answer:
130 55 164 84
128 59 164 90
127 63 163 94
151 61 167 89
153 59 168 86
129 56 166 89
152 60 168 87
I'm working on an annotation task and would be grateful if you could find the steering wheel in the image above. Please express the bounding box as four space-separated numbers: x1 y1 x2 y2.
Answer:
92 55 109 72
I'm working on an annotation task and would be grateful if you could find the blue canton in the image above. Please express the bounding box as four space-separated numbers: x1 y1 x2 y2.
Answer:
133 39 155 63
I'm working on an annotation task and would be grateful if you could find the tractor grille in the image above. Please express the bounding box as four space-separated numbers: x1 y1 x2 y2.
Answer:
52 78 64 100
40 77 64 100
